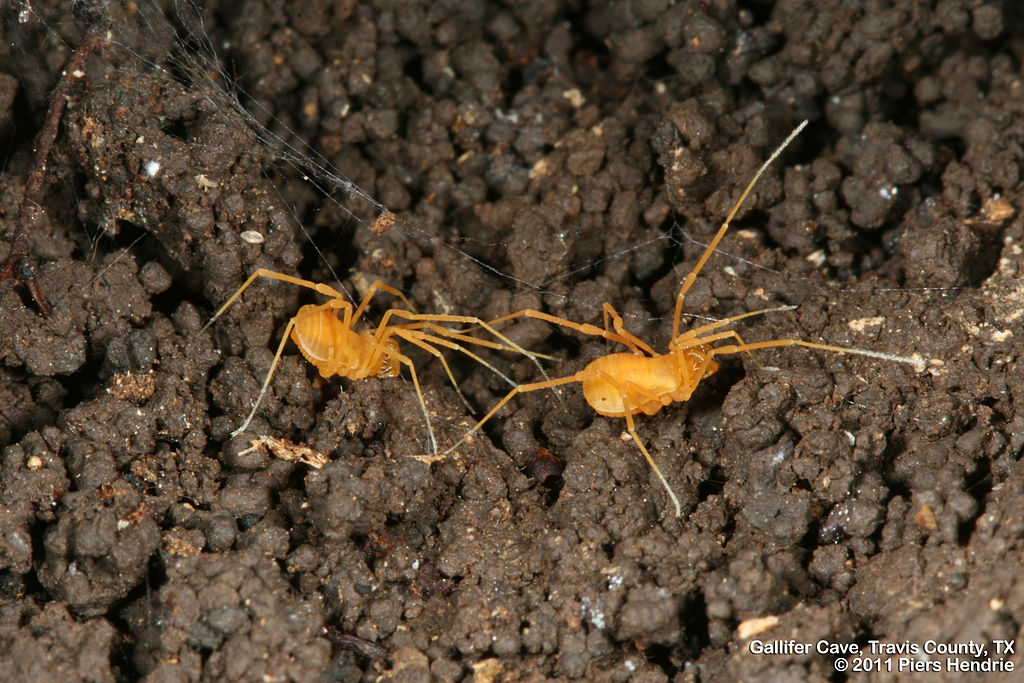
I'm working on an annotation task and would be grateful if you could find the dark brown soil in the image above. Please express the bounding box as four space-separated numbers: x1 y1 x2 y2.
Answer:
2 1 1023 680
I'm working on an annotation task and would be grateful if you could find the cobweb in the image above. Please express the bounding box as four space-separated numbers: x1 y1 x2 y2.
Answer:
4 0 958 330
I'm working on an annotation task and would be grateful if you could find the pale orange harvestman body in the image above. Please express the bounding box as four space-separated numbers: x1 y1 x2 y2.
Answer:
444 120 932 517
202 270 551 453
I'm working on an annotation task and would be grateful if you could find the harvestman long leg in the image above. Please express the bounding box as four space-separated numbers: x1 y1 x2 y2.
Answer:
670 120 809 339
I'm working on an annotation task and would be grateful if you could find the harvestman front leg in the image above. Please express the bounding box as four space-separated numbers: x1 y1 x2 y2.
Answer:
601 302 658 356
678 310 927 368
201 268 348 333
485 309 649 355
432 371 589 462
622 411 681 518
387 344 440 455
671 120 809 339
352 279 418 325
228 300 339 437
393 328 482 412
585 370 683 518
382 309 554 383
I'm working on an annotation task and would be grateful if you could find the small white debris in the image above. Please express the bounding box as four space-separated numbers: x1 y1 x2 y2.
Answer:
143 160 160 178
530 158 550 179
601 566 624 590
581 596 606 630
737 615 780 639
562 88 585 108
981 195 1014 221
805 248 827 268
240 230 265 244
770 441 792 465
495 108 520 124
239 435 329 468
847 316 884 332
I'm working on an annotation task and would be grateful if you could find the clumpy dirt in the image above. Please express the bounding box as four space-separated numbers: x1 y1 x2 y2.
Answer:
1 0 1023 680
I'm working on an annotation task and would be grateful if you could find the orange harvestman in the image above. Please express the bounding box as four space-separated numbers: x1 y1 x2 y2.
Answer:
442 120 931 517
203 271 552 455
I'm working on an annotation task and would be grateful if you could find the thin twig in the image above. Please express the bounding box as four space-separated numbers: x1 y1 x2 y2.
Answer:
0 29 105 315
